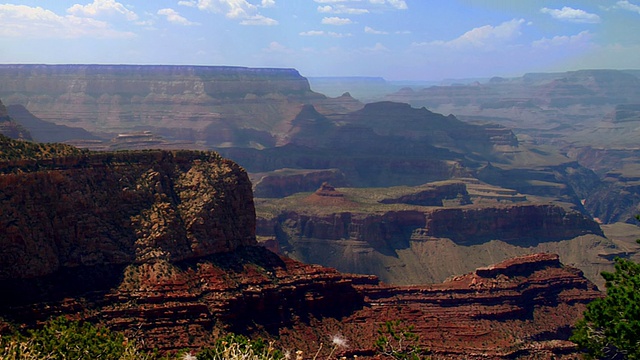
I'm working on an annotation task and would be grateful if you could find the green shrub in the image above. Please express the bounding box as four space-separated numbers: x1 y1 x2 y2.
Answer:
375 320 429 360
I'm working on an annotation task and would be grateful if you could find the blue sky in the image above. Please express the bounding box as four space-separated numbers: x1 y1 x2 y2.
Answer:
0 0 639 80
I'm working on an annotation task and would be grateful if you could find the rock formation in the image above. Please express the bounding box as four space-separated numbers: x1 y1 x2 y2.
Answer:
0 136 605 358
0 149 255 280
251 168 347 198
6 104 100 143
0 64 327 148
255 181 615 286
0 99 32 140
0 246 602 359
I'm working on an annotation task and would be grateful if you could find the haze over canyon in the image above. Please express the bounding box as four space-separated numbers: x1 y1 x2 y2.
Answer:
1 63 640 358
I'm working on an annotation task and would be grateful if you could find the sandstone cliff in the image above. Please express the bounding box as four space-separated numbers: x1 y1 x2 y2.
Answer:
256 182 613 286
0 149 255 280
0 65 326 147
0 248 601 359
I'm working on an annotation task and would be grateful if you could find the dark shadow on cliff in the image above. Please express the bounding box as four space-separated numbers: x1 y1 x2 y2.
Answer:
175 246 366 336
0 263 128 323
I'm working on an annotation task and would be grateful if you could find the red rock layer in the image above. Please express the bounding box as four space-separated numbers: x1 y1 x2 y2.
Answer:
0 249 600 359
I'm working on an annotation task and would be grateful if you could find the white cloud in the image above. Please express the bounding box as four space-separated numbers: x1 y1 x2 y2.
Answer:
157 8 198 26
264 41 293 53
532 30 592 49
540 6 601 23
299 30 351 37
67 0 138 21
364 26 388 34
300 30 325 36
317 4 369 14
363 42 389 51
328 31 352 37
369 0 407 10
414 19 525 50
615 1 640 14
0 4 135 38
240 15 278 25
322 16 353 25
179 0 278 25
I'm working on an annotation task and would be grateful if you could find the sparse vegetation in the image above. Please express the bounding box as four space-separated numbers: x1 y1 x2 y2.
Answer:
375 320 429 360
571 217 640 359
0 317 389 359
0 133 85 161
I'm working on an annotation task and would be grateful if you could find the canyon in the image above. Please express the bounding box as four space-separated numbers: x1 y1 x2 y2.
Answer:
256 180 615 287
1 65 639 291
0 135 602 358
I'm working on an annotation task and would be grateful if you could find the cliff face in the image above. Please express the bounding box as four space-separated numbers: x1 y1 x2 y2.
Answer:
251 168 348 198
0 150 255 280
0 99 32 140
0 65 324 147
256 181 612 286
0 249 601 359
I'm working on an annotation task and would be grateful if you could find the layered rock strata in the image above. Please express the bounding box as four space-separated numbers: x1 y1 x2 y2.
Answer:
0 249 601 359
0 149 255 280
0 64 324 147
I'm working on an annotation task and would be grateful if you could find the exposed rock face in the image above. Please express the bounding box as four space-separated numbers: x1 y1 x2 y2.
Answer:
6 104 100 143
258 190 608 285
423 204 603 243
0 99 33 140
0 150 255 280
252 168 348 198
265 204 601 247
379 181 471 206
0 65 324 147
0 140 604 358
0 249 601 359
331 253 602 359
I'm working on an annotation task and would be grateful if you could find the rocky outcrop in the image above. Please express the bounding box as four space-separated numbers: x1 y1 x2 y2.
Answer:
379 181 471 206
0 99 32 140
252 168 348 198
0 250 602 359
330 253 602 359
255 180 610 285
263 204 601 249
0 149 255 280
423 204 603 243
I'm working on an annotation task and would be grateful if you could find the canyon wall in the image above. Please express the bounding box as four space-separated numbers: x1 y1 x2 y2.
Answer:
0 137 604 358
0 149 256 280
256 180 611 285
0 248 601 359
0 65 325 146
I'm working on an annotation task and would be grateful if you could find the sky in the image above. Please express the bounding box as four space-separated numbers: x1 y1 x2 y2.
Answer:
0 0 639 81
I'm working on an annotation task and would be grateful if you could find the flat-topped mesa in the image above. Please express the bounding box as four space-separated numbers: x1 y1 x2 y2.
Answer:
0 65 324 145
0 148 256 280
0 64 313 96
475 253 561 278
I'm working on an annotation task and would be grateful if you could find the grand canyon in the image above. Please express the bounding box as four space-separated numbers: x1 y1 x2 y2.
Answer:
1 64 640 358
